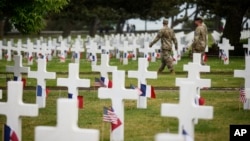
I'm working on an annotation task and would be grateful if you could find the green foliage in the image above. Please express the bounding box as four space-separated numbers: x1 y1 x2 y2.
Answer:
0 0 69 34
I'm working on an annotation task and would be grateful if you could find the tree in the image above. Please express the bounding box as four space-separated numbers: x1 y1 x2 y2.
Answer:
196 0 250 48
0 0 68 38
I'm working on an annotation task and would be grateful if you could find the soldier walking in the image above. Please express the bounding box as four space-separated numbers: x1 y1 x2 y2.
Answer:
149 19 178 74
192 17 207 65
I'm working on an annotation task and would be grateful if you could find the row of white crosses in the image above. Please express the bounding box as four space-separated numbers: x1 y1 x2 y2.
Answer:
2 54 215 141
156 53 213 141
0 81 99 141
3 54 99 140
0 31 191 65
0 36 86 64
234 55 250 109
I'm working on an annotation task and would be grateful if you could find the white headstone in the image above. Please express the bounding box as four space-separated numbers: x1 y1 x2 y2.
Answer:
86 40 101 65
243 38 250 55
98 70 138 141
71 39 84 63
128 58 157 108
0 81 38 141
27 39 35 65
6 41 12 61
119 41 133 65
6 55 30 81
176 53 211 99
139 42 156 62
218 38 234 64
28 59 56 108
234 56 250 109
57 63 90 99
92 54 117 78
35 99 99 141
58 40 68 62
161 81 213 138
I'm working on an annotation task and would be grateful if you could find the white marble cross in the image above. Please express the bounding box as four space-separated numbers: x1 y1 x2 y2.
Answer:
71 39 84 63
98 70 138 141
86 40 101 65
119 41 133 65
28 59 56 108
58 40 69 62
176 53 211 97
101 40 114 54
6 41 12 61
0 81 38 141
218 38 234 64
234 55 250 109
26 39 35 65
92 54 117 78
6 55 30 81
130 39 140 61
14 39 22 56
36 42 51 59
35 98 99 141
161 81 213 138
128 58 157 108
57 63 90 99
139 42 156 62
243 38 250 55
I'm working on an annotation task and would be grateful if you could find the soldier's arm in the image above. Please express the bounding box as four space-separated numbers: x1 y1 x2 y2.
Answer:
149 31 162 47
171 31 178 50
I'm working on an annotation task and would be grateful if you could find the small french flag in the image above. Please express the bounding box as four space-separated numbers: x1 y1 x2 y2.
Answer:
140 84 156 98
3 124 19 141
100 77 112 88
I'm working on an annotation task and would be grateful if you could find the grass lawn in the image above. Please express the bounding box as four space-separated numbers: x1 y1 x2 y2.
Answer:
0 53 249 141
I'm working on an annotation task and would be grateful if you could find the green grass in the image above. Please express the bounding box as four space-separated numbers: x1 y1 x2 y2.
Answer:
0 53 248 141
0 90 249 141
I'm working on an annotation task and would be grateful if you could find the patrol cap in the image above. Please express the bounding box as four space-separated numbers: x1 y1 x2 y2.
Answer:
194 17 203 21
162 19 168 24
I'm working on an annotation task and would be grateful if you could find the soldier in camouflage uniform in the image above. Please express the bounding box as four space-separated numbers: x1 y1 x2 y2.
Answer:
192 17 207 65
149 19 178 74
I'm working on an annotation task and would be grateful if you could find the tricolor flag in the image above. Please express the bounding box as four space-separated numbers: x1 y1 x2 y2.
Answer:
37 85 49 97
103 106 122 131
130 84 143 95
3 124 19 141
140 84 156 98
100 77 112 88
182 128 193 141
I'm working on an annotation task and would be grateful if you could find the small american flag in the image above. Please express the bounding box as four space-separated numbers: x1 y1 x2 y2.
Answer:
130 84 143 95
103 106 118 124
94 78 104 87
239 87 247 103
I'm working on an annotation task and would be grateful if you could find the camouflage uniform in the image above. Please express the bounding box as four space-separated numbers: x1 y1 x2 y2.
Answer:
192 21 207 64
149 23 178 73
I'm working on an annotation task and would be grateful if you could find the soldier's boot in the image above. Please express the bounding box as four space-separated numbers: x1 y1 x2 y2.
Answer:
170 69 175 75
